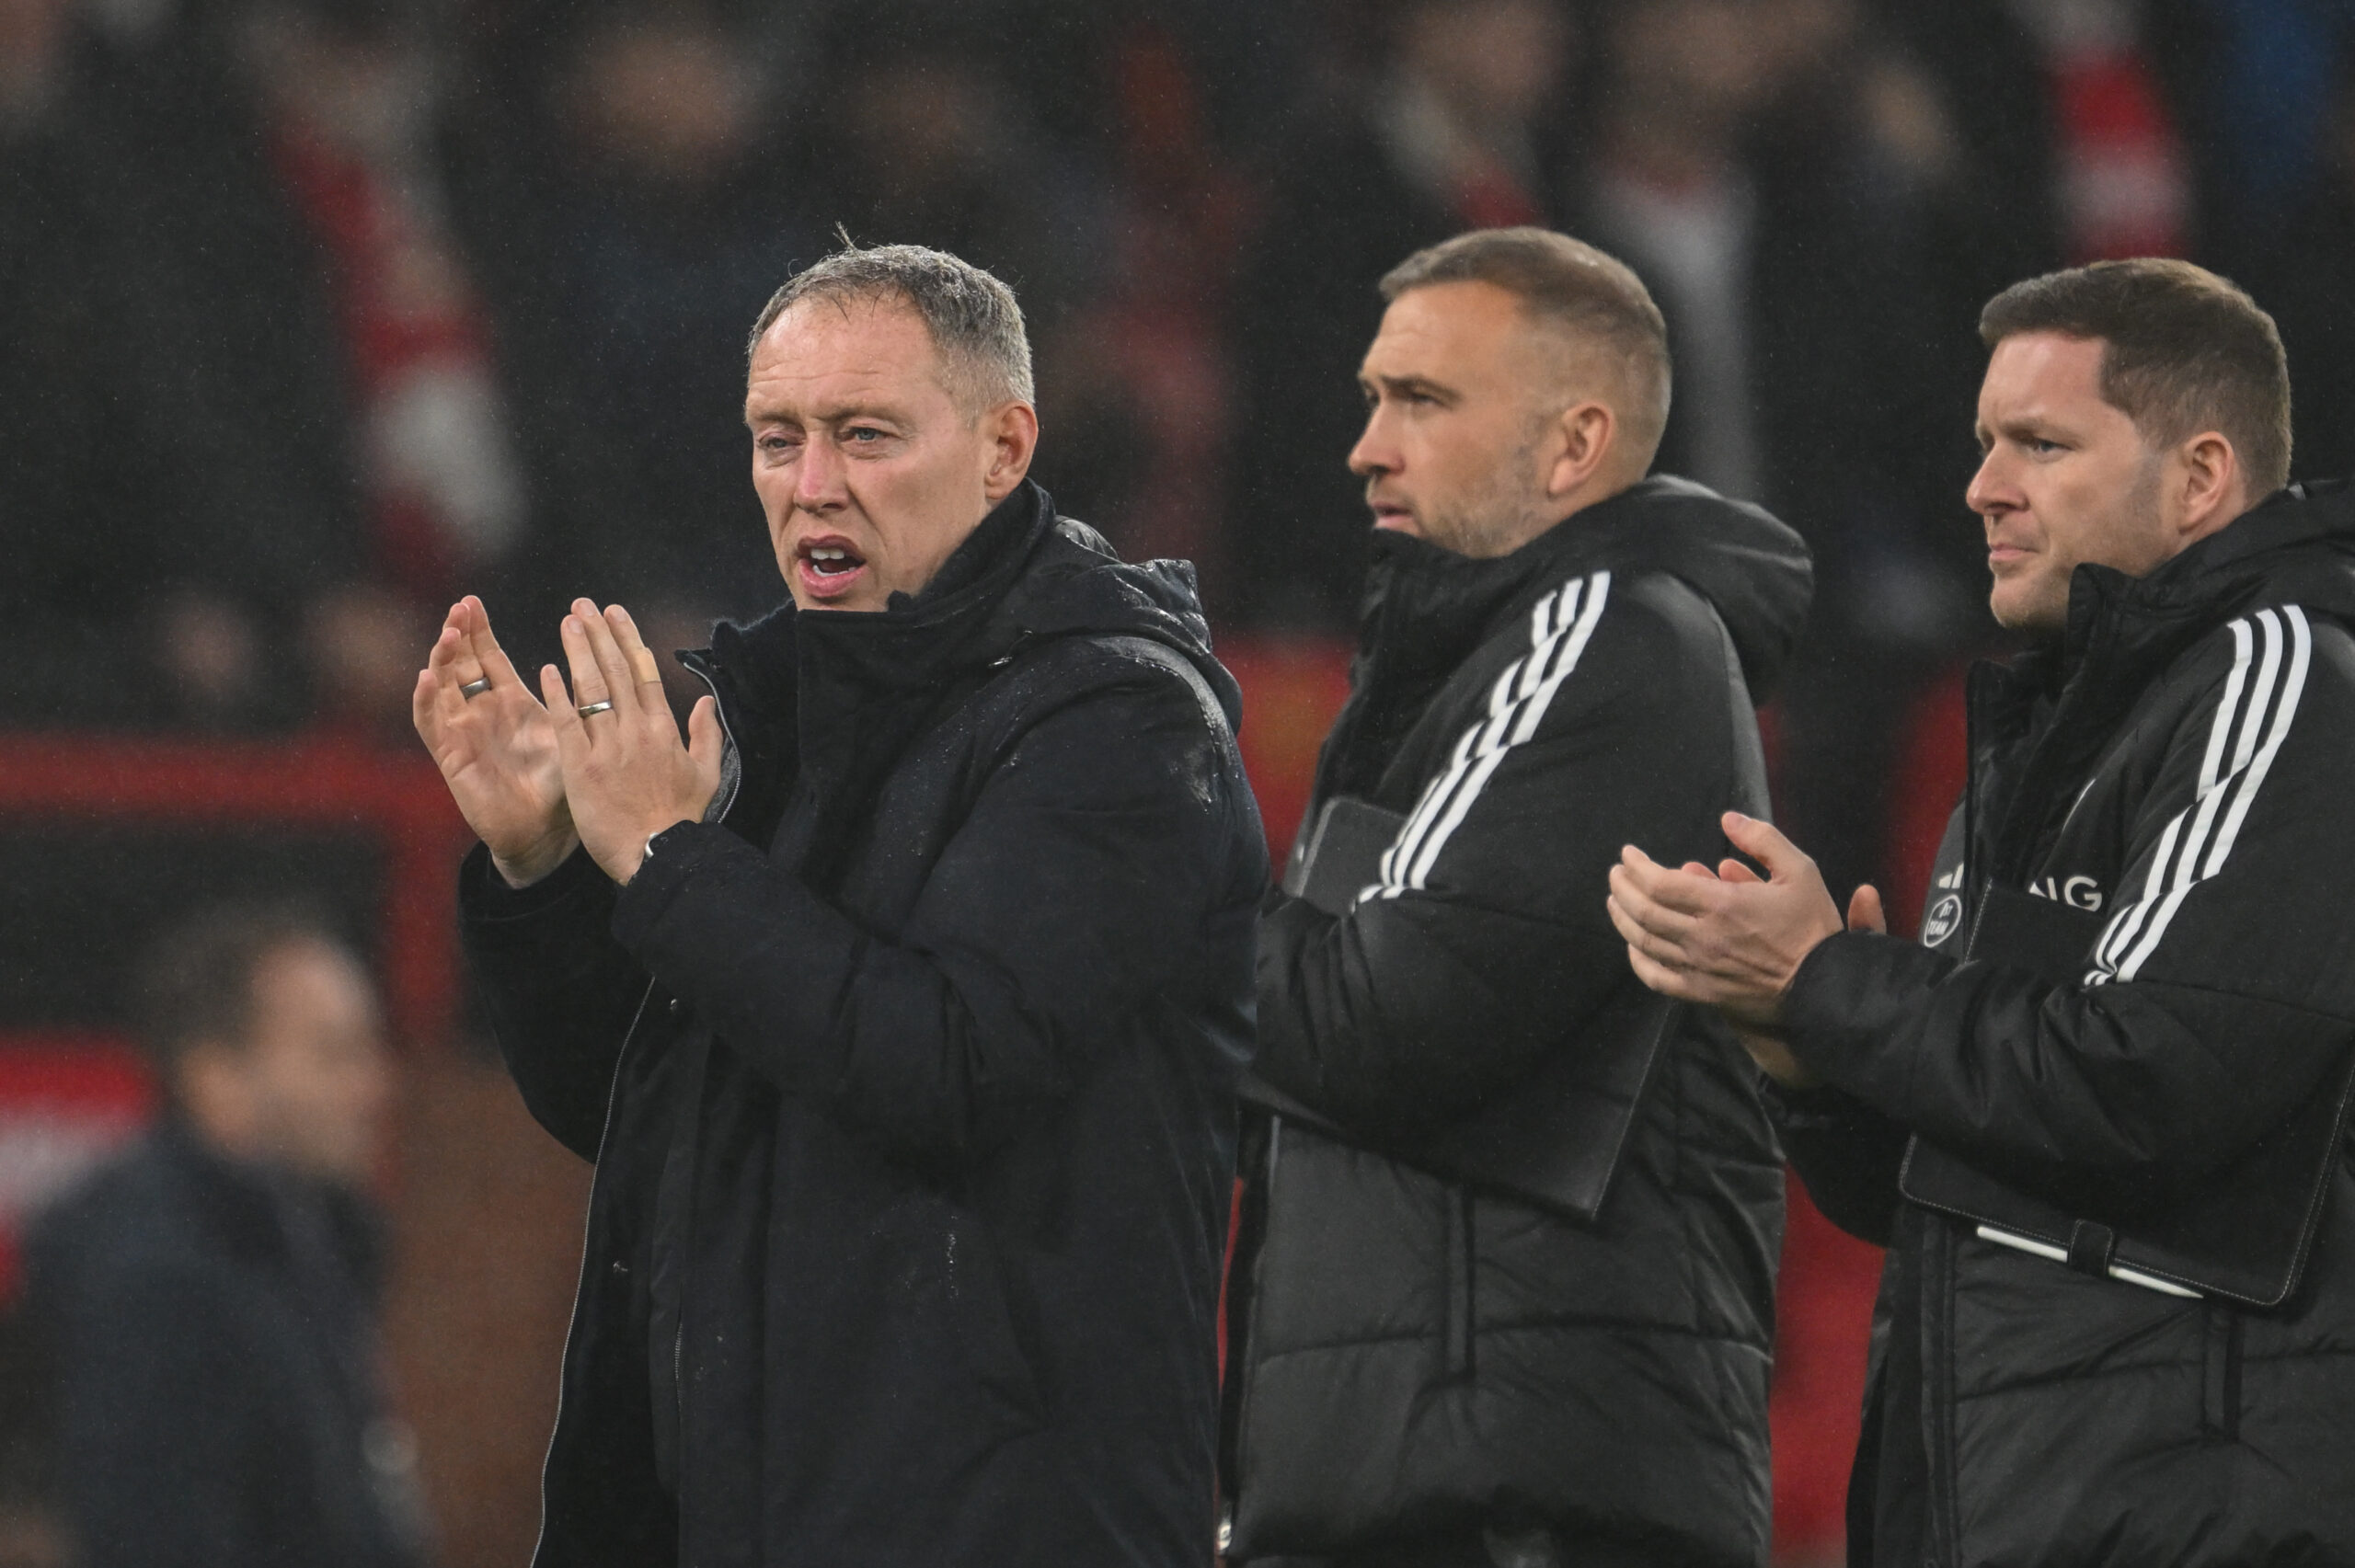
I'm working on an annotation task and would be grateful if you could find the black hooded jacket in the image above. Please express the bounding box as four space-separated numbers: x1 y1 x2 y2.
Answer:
1223 477 1813 1566
461 484 1267 1567
1775 480 2355 1565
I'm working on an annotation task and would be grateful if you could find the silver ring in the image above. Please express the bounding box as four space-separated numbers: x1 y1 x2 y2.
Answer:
459 678 492 700
575 699 616 718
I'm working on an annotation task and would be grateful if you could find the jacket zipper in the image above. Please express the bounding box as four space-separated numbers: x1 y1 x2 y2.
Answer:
669 658 741 1556
529 978 659 1568
685 658 745 825
1221 1116 1283 1556
534 658 745 1566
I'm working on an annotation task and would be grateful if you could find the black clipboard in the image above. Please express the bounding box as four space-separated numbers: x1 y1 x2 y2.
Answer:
1242 796 1678 1223
1901 882 2355 1306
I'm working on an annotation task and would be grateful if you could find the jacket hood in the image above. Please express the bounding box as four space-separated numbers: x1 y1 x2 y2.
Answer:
2135 476 2355 624
995 506 1243 733
2031 477 2355 694
1361 475 1814 700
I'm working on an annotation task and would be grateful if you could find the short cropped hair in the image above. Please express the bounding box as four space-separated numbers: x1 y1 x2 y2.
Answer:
1979 258 2292 496
1380 226 1672 469
133 901 351 1078
747 240 1035 414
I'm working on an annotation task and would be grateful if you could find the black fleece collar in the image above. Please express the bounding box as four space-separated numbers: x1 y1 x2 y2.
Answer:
698 481 1055 718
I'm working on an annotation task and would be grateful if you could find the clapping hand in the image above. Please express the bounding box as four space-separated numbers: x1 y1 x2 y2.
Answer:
1605 812 1885 1087
414 596 578 887
539 600 723 886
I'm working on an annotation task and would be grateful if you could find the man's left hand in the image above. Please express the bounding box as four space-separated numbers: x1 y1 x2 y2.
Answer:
1605 811 1847 1032
541 599 723 885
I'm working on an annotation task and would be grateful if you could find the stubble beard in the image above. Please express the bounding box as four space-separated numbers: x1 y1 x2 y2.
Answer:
1423 434 1557 560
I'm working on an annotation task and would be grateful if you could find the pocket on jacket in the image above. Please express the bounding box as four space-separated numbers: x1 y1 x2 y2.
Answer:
2199 1299 2241 1442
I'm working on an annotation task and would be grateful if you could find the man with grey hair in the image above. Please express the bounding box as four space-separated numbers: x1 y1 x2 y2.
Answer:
413 243 1267 1565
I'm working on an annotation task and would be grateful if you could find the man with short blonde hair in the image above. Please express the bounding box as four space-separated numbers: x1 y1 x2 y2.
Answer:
1221 230 1810 1568
1377 225 1673 471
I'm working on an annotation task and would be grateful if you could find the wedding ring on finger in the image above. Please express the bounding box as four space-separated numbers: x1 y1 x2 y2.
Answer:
576 700 617 718
459 678 493 700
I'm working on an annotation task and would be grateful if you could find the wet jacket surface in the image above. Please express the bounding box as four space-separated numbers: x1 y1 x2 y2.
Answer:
1224 477 1813 1567
1775 480 2355 1566
463 484 1267 1567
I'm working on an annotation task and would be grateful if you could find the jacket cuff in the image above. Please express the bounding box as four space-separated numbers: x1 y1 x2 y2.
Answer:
608 820 741 950
460 841 610 930
1782 929 1954 1098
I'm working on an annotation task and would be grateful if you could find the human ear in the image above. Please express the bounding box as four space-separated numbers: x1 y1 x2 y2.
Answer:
1545 401 1617 499
982 402 1040 502
2173 430 2243 541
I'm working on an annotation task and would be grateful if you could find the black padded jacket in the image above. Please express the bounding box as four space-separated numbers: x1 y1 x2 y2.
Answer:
462 484 1267 1568
1775 479 2355 1566
1223 477 1813 1567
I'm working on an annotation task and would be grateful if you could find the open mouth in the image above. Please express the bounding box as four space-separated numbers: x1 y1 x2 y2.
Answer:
795 536 869 600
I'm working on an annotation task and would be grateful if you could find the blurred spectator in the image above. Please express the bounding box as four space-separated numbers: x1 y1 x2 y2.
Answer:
1030 22 1255 589
815 21 1109 334
1568 0 1986 897
2 0 534 737
440 0 822 676
22 902 426 1568
1228 0 1577 629
2144 0 2355 274
0 0 139 729
2004 0 2194 262
2270 55 2355 486
1577 0 1778 502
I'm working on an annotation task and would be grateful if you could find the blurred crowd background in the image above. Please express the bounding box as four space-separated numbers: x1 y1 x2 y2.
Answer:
3 0 2354 1562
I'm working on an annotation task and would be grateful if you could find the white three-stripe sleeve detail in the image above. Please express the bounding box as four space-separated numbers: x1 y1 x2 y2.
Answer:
1366 570 1614 900
2092 615 2259 975
2089 608 2312 984
2116 607 2310 980
1378 601 1558 888
1507 575 1610 746
2200 607 2312 880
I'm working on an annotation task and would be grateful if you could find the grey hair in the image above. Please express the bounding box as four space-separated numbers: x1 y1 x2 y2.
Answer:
747 239 1035 413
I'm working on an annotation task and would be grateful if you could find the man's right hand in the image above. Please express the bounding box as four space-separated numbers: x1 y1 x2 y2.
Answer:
413 596 579 886
1660 853 1887 1090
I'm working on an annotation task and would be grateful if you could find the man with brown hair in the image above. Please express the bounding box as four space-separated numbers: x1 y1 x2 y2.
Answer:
1221 227 1811 1568
1612 258 2355 1563
27 904 419 1568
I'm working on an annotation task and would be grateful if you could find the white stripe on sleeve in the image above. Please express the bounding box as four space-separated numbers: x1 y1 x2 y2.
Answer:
1363 570 1612 905
2088 607 2312 984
